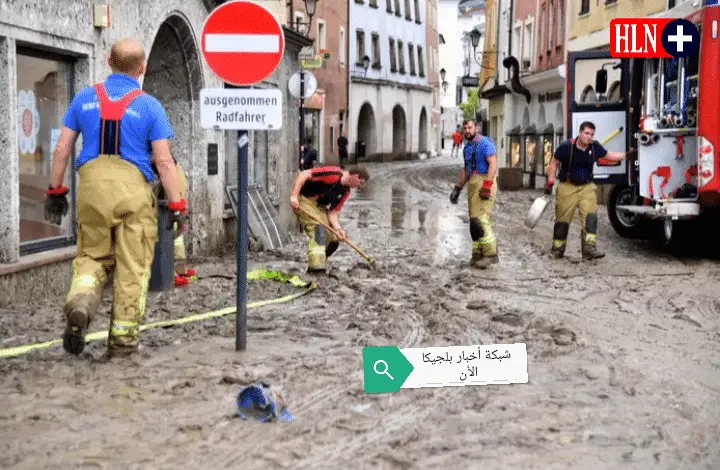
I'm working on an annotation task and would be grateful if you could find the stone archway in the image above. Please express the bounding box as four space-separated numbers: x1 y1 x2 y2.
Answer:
607 81 621 101
418 107 428 153
143 14 203 253
357 102 377 155
143 14 203 174
392 105 407 155
537 105 546 129
581 85 596 103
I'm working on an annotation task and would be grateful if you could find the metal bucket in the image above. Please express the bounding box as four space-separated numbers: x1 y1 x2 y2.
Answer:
149 199 175 291
525 195 550 229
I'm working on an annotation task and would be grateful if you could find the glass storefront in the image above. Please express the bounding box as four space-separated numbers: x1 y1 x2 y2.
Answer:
523 125 537 173
541 124 554 176
507 126 521 168
16 48 75 250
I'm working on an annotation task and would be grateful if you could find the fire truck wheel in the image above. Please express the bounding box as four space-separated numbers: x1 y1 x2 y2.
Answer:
607 184 648 239
653 218 694 255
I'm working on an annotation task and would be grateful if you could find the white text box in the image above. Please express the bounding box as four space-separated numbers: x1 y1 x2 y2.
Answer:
200 88 282 130
401 343 528 388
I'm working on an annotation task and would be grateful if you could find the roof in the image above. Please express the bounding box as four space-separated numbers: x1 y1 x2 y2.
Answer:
458 0 487 14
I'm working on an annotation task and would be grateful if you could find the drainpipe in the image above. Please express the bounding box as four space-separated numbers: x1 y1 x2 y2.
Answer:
346 0 351 161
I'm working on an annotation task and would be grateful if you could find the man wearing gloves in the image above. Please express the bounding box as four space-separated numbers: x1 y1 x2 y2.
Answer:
44 38 186 358
449 119 499 269
545 121 628 260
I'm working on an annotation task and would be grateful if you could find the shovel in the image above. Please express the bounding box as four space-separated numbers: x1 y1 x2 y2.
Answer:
524 128 624 229
296 206 377 270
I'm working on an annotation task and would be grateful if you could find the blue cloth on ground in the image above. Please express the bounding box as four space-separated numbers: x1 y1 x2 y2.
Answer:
236 383 294 423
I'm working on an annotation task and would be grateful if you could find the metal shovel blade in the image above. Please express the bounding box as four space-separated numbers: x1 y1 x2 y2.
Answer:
525 195 550 229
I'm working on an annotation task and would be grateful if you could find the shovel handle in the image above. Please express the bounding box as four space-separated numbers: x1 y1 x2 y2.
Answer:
296 205 374 263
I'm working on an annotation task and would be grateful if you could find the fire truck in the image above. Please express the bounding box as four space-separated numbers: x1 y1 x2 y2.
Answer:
565 1 720 249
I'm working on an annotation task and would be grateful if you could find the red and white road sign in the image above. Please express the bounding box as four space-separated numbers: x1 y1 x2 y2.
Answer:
201 1 285 86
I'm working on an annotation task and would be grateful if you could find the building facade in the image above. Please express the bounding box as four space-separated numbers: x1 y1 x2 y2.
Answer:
0 0 310 304
348 0 433 161
438 0 467 141
480 0 512 167
426 0 442 156
288 0 348 164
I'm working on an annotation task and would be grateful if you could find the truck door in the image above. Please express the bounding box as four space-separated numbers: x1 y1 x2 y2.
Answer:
566 51 630 185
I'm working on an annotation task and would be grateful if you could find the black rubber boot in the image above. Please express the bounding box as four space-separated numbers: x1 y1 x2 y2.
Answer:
63 308 89 355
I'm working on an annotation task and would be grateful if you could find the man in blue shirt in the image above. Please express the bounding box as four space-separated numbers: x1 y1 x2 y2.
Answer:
546 121 628 260
449 119 499 269
43 38 185 358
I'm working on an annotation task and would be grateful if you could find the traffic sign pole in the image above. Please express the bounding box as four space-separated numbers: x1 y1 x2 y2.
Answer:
299 69 305 170
236 130 249 351
199 1 285 353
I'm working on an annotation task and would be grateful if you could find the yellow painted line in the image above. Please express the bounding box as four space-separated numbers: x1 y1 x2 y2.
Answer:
0 269 316 358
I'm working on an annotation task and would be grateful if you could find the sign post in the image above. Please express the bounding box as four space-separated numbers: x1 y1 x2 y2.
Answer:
200 0 285 352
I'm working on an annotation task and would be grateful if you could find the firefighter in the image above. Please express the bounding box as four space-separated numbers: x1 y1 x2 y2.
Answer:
172 161 197 287
546 121 628 260
451 126 463 157
289 165 369 272
43 38 185 358
449 119 499 269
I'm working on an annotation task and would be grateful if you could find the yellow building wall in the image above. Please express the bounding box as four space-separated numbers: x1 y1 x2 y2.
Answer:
568 0 666 39
480 0 498 84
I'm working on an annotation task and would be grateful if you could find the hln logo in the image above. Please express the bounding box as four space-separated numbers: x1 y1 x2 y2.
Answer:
610 18 700 59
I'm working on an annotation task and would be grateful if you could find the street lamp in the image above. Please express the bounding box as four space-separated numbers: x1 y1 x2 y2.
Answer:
470 29 481 49
291 0 319 35
362 55 370 76
304 0 317 18
297 0 320 169
440 68 446 81
442 80 448 95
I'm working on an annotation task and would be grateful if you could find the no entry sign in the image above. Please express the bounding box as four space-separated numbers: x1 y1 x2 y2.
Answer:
201 1 285 86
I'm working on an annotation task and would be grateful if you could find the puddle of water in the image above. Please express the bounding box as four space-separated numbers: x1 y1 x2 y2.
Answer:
426 210 467 265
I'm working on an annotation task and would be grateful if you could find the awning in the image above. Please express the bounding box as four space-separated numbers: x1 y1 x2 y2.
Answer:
507 125 522 136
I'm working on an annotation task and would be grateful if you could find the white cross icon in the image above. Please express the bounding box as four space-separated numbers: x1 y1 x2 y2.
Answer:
668 24 694 52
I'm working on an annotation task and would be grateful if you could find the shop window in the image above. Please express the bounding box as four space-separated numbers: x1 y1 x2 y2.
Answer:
17 48 75 253
523 126 537 172
507 126 522 168
541 124 554 176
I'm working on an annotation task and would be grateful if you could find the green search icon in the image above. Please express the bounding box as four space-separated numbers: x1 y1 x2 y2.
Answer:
374 360 394 380
362 346 414 394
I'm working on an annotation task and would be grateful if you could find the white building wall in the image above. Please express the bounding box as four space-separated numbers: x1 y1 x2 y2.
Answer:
349 0 428 85
348 0 433 157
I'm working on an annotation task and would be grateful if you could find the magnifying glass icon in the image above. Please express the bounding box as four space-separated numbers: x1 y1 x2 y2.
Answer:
373 360 394 380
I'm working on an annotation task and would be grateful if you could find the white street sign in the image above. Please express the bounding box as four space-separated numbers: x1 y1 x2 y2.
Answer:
200 88 282 130
288 71 317 99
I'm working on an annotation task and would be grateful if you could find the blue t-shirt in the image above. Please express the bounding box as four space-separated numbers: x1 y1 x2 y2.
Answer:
62 73 175 182
463 135 497 176
554 138 608 185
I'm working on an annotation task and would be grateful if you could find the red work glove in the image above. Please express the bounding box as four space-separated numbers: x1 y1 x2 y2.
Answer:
44 185 69 225
479 179 493 200
545 180 554 196
168 199 188 236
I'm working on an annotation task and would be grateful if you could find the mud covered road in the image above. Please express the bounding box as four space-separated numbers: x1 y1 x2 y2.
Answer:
1 156 720 469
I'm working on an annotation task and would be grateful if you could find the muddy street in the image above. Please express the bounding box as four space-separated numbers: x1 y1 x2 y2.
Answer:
1 156 719 469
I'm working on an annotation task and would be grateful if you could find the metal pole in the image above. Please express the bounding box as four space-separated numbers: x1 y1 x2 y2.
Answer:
299 69 306 169
236 129 249 351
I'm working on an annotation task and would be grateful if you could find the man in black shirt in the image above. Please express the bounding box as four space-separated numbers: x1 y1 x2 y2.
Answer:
546 121 628 260
300 137 317 170
337 133 349 167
